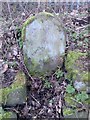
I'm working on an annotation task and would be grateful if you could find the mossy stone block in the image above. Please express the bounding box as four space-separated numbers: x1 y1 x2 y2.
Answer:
0 106 17 119
65 50 88 82
0 71 26 106
22 12 67 77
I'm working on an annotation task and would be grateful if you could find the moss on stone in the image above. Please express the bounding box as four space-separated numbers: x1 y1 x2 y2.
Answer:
65 50 87 81
0 71 26 104
24 53 51 77
21 12 54 41
1 112 12 119
0 107 16 120
65 50 85 70
81 72 89 82
24 55 37 76
22 16 35 40
40 12 54 16
63 108 75 116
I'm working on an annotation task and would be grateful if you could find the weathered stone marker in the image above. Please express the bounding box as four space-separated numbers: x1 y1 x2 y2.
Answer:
22 12 67 76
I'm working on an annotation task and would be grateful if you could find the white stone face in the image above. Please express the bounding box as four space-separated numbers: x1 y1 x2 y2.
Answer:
23 13 66 76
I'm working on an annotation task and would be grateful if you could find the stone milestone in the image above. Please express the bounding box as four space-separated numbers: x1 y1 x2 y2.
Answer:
22 12 67 76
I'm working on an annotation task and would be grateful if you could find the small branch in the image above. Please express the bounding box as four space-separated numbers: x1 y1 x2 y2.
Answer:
70 97 86 110
15 54 34 82
6 1 14 26
76 24 90 31
4 107 19 114
30 95 41 105
82 34 90 40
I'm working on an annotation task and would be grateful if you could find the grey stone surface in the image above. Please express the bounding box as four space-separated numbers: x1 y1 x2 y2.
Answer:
6 87 26 106
74 81 87 91
64 111 88 118
23 12 66 76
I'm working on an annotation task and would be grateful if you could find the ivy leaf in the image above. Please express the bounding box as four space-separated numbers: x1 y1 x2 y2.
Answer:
75 92 89 102
66 85 75 94
75 93 82 101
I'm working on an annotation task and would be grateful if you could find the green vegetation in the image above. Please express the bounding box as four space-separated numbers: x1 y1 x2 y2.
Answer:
55 68 63 79
22 16 35 40
44 80 52 89
0 71 26 104
16 28 23 49
65 49 89 117
75 92 89 102
24 55 46 77
65 84 89 111
0 107 12 119
63 108 75 116
81 72 89 82
66 84 75 94
65 50 87 81
65 90 89 104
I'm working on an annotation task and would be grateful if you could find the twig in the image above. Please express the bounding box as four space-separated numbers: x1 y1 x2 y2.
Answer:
15 53 34 82
76 24 90 31
6 1 14 26
30 95 41 105
70 97 86 110
4 107 19 114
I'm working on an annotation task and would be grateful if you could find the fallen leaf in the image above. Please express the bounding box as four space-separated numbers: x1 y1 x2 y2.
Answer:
1 63 8 73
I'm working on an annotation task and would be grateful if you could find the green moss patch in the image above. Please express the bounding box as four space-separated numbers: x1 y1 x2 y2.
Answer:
0 106 17 119
65 50 87 81
0 71 26 104
63 108 75 116
22 16 35 40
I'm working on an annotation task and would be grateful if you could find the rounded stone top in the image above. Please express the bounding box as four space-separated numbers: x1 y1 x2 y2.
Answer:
22 12 67 77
